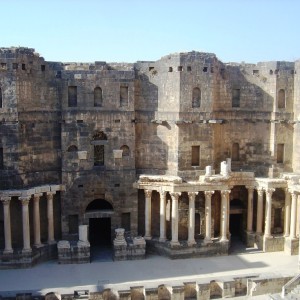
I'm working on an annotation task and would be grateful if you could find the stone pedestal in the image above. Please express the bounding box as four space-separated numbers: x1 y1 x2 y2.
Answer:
245 231 255 247
79 225 89 246
284 237 299 255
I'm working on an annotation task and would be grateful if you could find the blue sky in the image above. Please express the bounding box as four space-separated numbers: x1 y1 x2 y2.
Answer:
1 0 300 63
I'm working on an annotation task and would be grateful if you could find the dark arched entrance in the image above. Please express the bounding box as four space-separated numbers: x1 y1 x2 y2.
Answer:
85 199 114 261
229 198 246 254
229 199 244 237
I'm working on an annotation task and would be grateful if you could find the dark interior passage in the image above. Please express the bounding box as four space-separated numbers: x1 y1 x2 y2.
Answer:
89 218 111 246
229 214 242 237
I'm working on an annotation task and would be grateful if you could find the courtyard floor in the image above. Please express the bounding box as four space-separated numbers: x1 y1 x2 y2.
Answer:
0 241 298 298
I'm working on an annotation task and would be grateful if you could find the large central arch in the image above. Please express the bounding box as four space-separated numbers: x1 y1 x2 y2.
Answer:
85 199 114 246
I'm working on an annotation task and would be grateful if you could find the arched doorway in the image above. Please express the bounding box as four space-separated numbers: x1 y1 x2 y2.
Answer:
85 199 114 261
229 199 244 237
229 198 246 254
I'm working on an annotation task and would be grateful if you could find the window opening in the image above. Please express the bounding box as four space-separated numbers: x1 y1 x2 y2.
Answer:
277 144 284 163
68 86 77 107
120 145 130 157
278 89 286 109
232 89 240 107
192 87 201 108
191 146 200 166
232 143 240 161
120 86 128 107
94 87 103 107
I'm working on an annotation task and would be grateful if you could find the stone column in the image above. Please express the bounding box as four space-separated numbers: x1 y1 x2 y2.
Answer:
19 196 32 253
220 190 230 242
159 190 167 242
284 190 291 237
246 187 254 232
264 188 275 238
47 192 56 244
170 192 181 246
33 193 43 247
290 192 298 239
204 191 214 242
144 189 152 240
187 192 197 246
256 188 264 234
0 196 13 254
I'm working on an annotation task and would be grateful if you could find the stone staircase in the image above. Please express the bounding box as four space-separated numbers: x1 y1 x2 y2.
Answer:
270 274 300 299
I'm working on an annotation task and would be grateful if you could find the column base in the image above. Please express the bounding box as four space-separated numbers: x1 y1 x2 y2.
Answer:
204 238 213 244
284 237 299 255
22 248 32 254
220 237 228 243
3 248 13 254
48 240 57 245
144 236 152 240
159 237 166 242
34 243 44 248
170 241 180 247
245 231 255 247
187 240 196 246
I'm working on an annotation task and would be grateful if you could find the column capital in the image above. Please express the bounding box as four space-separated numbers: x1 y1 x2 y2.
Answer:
245 186 254 192
0 196 11 204
33 193 43 200
204 190 214 197
188 192 198 199
46 191 56 199
170 192 181 200
265 188 275 196
158 190 167 197
257 187 264 196
221 190 231 196
144 189 152 198
19 196 31 205
289 190 298 197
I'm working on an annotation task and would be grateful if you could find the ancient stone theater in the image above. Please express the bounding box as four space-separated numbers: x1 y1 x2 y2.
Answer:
0 47 300 268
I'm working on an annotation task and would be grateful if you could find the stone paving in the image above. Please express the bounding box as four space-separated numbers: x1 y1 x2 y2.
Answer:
0 247 298 297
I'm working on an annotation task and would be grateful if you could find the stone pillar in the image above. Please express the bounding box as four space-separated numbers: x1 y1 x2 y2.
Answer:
220 190 230 242
159 190 167 242
256 188 264 234
144 189 152 240
19 196 32 253
0 196 13 254
246 187 254 232
284 190 291 237
47 192 56 244
204 191 214 242
264 188 275 238
33 193 43 247
290 192 298 239
170 192 181 246
187 192 198 246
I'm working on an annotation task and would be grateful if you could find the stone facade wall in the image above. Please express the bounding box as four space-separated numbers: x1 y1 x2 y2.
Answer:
0 47 299 259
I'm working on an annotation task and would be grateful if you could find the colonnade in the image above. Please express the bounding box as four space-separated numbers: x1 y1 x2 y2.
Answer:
0 191 57 254
143 186 299 245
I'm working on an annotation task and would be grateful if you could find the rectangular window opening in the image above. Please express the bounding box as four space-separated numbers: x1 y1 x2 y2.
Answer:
94 145 104 166
22 64 26 70
12 63 18 70
277 143 284 163
178 66 183 71
232 89 240 108
191 146 200 166
41 65 46 71
120 86 128 107
68 86 77 107
187 66 192 72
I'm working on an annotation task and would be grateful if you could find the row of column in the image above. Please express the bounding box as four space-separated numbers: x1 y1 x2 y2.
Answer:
246 187 298 239
0 192 56 254
144 189 231 245
144 187 299 245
